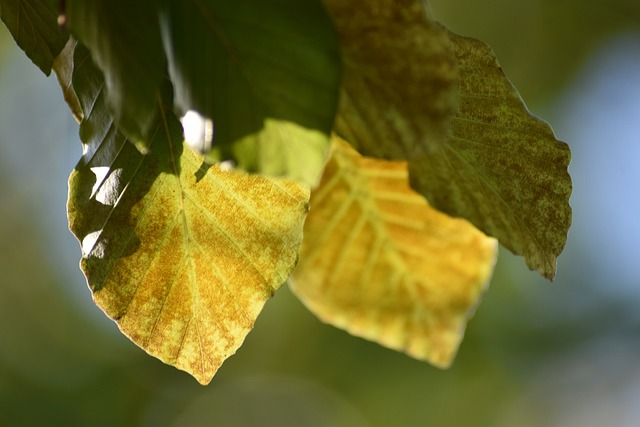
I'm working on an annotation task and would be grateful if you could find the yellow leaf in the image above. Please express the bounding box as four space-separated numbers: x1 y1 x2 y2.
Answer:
290 137 498 366
68 45 309 384
70 140 308 386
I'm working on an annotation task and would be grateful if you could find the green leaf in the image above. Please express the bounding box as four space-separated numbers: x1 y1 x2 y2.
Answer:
409 30 572 279
66 0 166 149
324 0 571 279
160 0 341 186
325 0 458 160
0 0 68 75
68 43 310 384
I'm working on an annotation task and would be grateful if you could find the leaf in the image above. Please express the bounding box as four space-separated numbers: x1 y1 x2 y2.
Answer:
290 137 497 367
0 0 68 75
409 30 572 279
66 0 166 149
160 0 341 186
324 0 572 279
68 44 309 385
52 37 83 122
324 0 458 159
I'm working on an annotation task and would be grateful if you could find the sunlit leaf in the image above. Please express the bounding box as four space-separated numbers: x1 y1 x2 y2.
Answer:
66 0 166 149
325 0 458 159
291 137 497 366
409 30 572 279
68 44 309 384
52 37 82 122
160 0 341 185
0 0 67 75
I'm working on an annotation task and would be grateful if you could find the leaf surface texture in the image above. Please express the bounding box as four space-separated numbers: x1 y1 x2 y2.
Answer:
410 31 572 279
291 137 497 366
68 44 309 384
325 0 571 278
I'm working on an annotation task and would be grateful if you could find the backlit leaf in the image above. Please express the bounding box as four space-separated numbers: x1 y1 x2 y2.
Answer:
324 0 458 159
409 31 572 279
291 137 497 366
52 37 82 122
160 0 341 185
68 44 309 384
0 0 67 75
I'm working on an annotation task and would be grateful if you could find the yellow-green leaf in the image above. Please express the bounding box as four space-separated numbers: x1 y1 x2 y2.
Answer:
325 0 458 159
68 44 309 384
291 137 497 366
409 30 572 279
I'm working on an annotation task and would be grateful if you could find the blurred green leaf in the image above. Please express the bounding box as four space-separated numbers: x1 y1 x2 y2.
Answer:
0 0 67 75
160 0 341 185
325 0 458 159
66 0 165 149
325 0 571 279
410 31 572 279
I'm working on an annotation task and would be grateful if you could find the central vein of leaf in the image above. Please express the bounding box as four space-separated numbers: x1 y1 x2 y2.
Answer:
157 96 191 250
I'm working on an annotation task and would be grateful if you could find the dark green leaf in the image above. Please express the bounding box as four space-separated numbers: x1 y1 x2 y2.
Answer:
160 0 341 185
66 0 166 150
0 0 68 75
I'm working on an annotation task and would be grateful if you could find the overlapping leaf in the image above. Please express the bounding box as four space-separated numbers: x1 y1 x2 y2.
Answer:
66 0 166 148
2 0 574 386
410 31 572 279
67 44 309 384
291 137 497 366
324 0 572 279
325 0 458 159
52 38 82 122
0 0 67 74
160 0 341 185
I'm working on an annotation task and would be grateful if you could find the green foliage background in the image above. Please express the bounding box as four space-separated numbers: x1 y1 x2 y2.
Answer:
1 0 639 425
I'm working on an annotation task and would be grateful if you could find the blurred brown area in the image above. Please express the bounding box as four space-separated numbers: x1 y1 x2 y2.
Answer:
2 2 640 425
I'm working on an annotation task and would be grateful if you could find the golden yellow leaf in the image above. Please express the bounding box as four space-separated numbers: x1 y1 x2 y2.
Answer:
68 44 309 384
290 137 497 366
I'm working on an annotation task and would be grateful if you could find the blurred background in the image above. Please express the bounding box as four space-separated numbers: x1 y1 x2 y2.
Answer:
1 0 639 425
